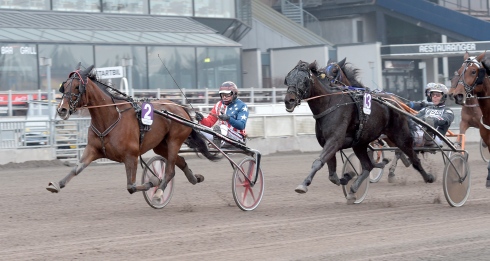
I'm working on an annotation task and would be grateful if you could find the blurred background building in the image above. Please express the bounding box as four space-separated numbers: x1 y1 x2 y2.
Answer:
1 0 490 102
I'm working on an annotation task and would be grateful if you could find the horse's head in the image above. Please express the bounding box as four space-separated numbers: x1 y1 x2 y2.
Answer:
284 60 314 112
324 58 348 85
449 51 487 105
57 64 95 120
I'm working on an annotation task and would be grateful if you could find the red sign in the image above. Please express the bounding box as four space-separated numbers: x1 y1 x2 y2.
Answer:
0 94 47 105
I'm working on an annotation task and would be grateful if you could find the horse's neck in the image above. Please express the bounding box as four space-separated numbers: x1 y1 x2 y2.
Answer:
86 84 120 128
307 84 340 115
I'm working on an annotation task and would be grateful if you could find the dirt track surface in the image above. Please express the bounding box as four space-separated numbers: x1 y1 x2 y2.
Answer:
1 142 490 261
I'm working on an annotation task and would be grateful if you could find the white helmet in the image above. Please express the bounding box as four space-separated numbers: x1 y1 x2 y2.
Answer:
427 83 448 104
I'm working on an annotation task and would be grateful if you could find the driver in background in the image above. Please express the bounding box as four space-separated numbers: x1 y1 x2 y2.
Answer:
413 83 454 147
195 81 249 147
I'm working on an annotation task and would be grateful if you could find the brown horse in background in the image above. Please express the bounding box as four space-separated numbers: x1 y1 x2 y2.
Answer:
449 51 490 187
47 64 219 198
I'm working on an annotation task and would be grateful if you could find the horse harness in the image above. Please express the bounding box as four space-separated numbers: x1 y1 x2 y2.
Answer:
312 88 371 147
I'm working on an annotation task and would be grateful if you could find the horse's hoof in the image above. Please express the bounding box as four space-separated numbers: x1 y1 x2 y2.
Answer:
346 193 356 205
153 189 163 200
195 174 205 183
388 173 396 183
295 185 308 194
486 180 490 188
328 175 340 186
339 173 353 186
46 182 60 193
149 175 160 187
426 173 436 183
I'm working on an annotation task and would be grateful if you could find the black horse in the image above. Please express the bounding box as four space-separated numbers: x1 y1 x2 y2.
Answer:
284 60 435 202
323 58 417 183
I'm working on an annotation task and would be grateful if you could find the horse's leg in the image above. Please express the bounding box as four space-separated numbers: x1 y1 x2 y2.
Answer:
326 155 340 186
46 145 100 193
457 120 469 147
153 143 204 186
390 134 435 183
124 155 152 194
347 145 374 198
295 142 339 193
486 161 490 188
387 150 402 183
152 142 182 200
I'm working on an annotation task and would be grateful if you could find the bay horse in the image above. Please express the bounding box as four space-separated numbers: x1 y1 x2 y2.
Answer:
449 71 483 142
47 64 220 198
449 51 490 187
284 60 434 201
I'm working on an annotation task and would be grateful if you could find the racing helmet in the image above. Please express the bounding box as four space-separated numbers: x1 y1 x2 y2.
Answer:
428 83 448 104
425 82 437 102
218 81 238 105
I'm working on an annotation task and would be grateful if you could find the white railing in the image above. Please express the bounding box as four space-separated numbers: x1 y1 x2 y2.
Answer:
0 88 288 116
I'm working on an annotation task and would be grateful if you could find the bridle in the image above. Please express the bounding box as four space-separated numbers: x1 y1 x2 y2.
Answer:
453 57 487 100
285 64 313 106
59 70 87 115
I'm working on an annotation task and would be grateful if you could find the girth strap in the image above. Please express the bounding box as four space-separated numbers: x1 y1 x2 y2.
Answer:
91 108 123 157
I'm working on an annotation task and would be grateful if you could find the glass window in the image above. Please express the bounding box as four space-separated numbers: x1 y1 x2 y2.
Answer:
196 47 241 90
0 0 49 10
195 0 235 18
38 44 94 91
0 43 38 91
95 45 147 91
52 0 100 12
147 46 196 90
150 0 192 16
102 0 148 14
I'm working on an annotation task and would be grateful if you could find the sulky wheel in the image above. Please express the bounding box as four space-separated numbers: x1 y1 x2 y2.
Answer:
341 153 369 204
142 156 174 209
368 143 386 183
232 156 264 211
443 153 471 207
480 138 490 163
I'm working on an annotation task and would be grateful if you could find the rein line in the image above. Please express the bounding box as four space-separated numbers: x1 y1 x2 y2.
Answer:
80 101 188 109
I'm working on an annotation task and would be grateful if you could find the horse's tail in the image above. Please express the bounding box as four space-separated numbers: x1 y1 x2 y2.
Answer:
186 129 221 161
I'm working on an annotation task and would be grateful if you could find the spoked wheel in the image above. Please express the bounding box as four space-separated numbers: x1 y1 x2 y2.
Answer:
480 138 490 163
232 156 264 211
341 153 369 204
142 156 174 209
443 153 471 207
368 143 386 183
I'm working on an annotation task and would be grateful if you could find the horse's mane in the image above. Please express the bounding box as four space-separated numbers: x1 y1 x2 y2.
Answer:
86 69 132 101
339 62 366 88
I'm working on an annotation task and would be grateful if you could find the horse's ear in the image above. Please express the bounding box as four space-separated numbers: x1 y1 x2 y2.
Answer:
82 65 95 77
297 60 303 65
76 62 82 70
327 59 332 64
464 51 470 60
482 51 490 74
309 60 318 72
477 51 486 62
338 57 347 68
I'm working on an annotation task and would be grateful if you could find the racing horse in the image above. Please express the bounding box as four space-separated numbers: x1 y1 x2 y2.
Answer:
47 64 220 198
323 58 415 183
449 51 490 187
284 60 434 201
449 70 483 143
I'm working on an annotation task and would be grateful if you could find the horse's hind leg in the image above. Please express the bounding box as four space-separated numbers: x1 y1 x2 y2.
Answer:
391 134 435 183
387 151 402 183
46 146 99 193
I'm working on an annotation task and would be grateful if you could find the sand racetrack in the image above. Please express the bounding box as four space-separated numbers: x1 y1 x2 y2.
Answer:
1 142 490 261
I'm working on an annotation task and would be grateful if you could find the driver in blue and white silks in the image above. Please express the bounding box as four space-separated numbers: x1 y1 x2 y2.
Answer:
413 83 454 147
195 81 249 147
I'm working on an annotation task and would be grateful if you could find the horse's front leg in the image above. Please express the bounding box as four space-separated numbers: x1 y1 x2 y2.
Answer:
295 143 339 194
46 145 99 193
125 156 151 194
327 155 340 186
346 145 374 203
